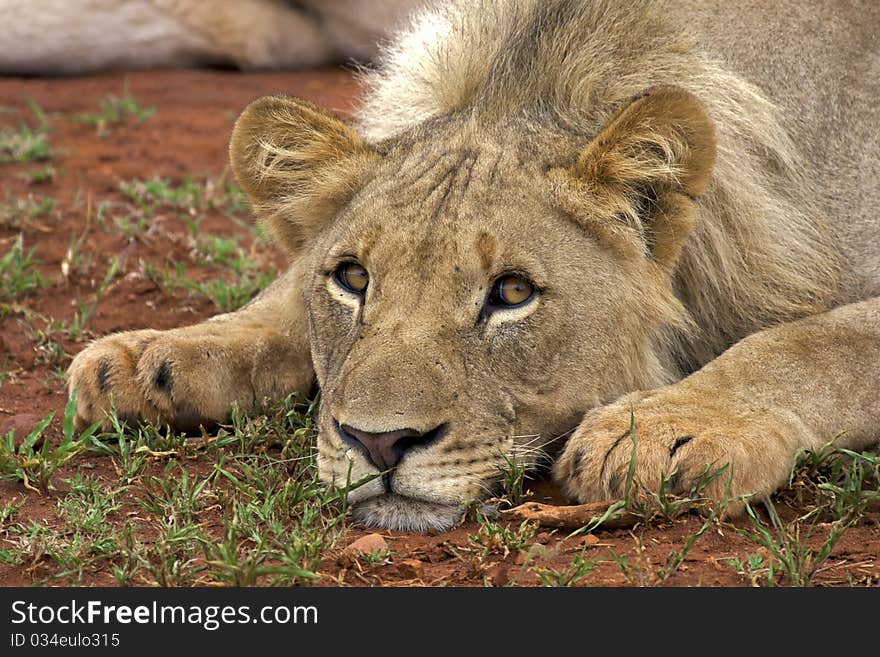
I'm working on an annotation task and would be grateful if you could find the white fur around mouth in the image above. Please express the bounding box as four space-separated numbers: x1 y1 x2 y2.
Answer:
351 494 465 532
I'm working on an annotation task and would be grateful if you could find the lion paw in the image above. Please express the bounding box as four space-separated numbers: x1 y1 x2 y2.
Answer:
66 327 247 431
553 390 801 507
66 329 166 430
67 321 312 432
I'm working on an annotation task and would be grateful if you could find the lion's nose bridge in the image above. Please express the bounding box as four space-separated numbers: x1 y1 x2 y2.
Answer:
333 326 457 432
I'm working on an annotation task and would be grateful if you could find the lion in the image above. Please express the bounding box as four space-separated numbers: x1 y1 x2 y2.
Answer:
1 0 418 74
66 0 880 531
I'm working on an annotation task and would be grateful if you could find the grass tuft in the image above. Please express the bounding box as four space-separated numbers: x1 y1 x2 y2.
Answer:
0 235 47 302
70 83 154 137
0 99 52 163
0 391 101 491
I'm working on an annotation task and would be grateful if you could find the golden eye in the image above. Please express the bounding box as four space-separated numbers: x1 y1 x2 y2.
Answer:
490 275 535 307
334 262 369 294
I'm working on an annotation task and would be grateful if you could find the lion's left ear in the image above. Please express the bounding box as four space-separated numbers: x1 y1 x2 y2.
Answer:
548 86 716 271
229 95 379 256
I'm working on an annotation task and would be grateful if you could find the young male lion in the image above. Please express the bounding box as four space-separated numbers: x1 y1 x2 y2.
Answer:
67 0 880 531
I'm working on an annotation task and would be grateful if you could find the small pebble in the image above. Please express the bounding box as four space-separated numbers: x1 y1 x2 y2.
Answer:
338 533 388 566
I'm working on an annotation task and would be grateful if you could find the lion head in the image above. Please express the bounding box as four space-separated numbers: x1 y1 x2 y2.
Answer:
228 86 716 530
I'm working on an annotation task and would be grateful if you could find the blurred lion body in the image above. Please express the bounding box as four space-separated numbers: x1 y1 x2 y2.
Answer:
0 0 418 74
67 0 880 530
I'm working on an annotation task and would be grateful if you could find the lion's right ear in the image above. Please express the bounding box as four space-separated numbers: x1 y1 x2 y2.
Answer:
229 95 379 255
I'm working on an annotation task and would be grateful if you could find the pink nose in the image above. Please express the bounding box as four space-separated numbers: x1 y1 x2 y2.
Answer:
338 423 446 471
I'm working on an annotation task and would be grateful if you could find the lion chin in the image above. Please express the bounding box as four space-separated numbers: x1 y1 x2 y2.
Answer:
351 494 465 532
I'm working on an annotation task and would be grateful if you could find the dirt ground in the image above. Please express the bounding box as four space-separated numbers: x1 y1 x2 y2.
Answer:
0 68 878 587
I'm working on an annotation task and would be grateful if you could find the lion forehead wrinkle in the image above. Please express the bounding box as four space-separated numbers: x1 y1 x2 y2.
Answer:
420 151 474 221
375 146 501 224
475 231 497 271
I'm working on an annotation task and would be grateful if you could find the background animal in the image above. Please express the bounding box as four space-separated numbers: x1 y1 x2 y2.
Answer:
0 0 420 74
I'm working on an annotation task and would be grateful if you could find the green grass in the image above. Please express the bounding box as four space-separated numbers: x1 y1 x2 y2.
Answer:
0 355 19 387
117 176 250 235
440 514 541 585
495 450 529 508
137 462 212 521
187 234 276 310
142 243 276 313
0 194 55 229
603 506 721 586
734 499 855 587
0 234 47 302
782 444 880 521
725 447 879 587
0 393 359 586
61 222 95 282
0 98 52 163
21 164 57 185
5 474 124 584
0 500 25 565
726 551 770 586
0 392 101 492
0 499 24 528
183 271 276 313
453 514 537 569
210 179 250 217
112 213 149 237
183 395 353 585
27 322 69 367
120 177 202 215
534 548 604 587
14 253 119 367
194 235 256 271
13 253 121 365
70 84 154 138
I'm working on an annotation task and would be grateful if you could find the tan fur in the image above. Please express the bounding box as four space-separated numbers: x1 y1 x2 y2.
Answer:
229 96 380 255
549 85 717 270
68 0 880 531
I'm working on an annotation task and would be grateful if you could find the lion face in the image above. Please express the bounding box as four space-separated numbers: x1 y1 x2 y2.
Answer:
229 88 715 530
305 145 658 529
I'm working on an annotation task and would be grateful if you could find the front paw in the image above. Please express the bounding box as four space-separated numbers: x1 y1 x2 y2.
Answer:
553 390 803 507
66 324 307 433
66 327 234 432
66 329 166 430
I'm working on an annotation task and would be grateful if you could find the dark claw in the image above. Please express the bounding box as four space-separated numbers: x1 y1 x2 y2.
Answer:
153 361 172 392
670 434 694 456
606 468 622 496
97 359 111 394
599 429 632 488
